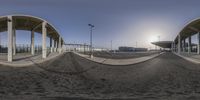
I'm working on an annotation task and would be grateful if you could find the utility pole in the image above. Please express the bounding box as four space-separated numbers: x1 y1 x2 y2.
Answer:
158 36 160 42
111 40 112 52
158 35 160 51
88 24 95 58
135 41 137 48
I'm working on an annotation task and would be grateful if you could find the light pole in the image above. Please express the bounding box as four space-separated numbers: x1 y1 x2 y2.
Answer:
158 35 161 51
110 40 112 52
135 41 137 48
88 24 95 58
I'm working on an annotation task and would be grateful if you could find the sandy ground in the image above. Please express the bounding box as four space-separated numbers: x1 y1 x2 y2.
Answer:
0 52 200 100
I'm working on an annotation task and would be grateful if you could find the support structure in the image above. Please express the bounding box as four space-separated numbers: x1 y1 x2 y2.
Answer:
183 39 186 52
13 29 16 55
50 37 53 53
54 40 57 52
198 32 200 54
42 21 47 58
178 34 181 54
188 36 191 54
7 16 13 62
58 36 62 53
31 31 35 55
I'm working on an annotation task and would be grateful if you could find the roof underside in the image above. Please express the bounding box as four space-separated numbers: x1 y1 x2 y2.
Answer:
151 41 173 48
175 19 200 43
0 15 63 43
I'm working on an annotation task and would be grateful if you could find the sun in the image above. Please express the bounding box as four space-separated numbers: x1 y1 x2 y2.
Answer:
148 36 158 43
146 29 161 43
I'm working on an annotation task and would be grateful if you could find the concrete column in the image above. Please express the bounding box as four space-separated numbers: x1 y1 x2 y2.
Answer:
13 29 16 55
31 31 35 55
7 16 13 62
171 42 174 52
188 36 191 54
42 21 47 58
178 34 181 54
183 39 186 52
54 40 57 52
84 44 86 53
58 36 61 53
50 37 53 53
197 32 200 54
174 42 176 52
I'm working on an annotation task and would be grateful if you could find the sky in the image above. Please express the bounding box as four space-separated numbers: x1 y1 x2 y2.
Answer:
0 0 200 49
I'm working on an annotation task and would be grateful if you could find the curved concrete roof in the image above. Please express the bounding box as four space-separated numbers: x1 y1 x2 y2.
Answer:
0 14 64 43
175 18 200 43
151 41 173 48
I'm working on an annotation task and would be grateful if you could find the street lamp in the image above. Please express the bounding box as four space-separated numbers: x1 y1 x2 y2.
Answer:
88 24 95 58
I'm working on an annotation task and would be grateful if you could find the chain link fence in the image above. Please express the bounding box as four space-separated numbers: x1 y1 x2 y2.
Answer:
0 44 48 54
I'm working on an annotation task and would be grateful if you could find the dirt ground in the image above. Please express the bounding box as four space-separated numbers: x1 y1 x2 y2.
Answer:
0 52 200 100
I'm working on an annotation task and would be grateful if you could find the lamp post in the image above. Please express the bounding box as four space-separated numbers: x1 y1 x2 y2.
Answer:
88 24 95 58
110 40 112 52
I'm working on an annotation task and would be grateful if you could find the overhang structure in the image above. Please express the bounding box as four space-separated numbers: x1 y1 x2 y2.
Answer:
173 18 200 54
151 41 173 49
0 14 65 62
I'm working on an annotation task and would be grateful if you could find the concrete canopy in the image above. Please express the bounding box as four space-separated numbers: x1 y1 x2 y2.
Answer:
151 41 173 48
175 18 200 43
0 14 64 43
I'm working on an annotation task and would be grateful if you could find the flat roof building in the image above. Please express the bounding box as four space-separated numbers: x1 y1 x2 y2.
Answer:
118 46 147 52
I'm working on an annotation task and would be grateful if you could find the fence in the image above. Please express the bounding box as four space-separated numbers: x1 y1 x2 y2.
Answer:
0 44 50 54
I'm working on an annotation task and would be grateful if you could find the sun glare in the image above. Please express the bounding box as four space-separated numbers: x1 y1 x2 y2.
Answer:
146 30 161 43
148 36 158 42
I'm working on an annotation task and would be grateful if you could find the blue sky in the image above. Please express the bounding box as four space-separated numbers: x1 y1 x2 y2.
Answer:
0 0 200 49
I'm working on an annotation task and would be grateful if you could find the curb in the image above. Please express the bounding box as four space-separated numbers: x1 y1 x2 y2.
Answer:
173 52 200 64
74 52 164 66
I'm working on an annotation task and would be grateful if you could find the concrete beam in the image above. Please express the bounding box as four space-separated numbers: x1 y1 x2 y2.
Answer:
42 21 47 59
31 31 35 55
7 16 13 62
188 26 200 32
32 23 42 31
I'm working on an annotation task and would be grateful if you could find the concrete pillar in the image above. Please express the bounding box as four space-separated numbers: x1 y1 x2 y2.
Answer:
42 21 47 58
178 34 181 54
171 42 174 52
7 16 13 62
197 32 200 54
54 40 57 52
188 36 191 54
183 39 186 52
50 37 53 53
58 36 61 53
174 42 176 52
13 29 16 55
31 31 35 55
84 43 86 53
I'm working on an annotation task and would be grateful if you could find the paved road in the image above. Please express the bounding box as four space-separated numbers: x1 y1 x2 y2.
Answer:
0 52 200 100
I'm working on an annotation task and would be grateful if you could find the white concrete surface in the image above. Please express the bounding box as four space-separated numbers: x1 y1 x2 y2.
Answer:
174 52 200 64
0 52 64 67
31 31 35 55
7 16 13 62
42 21 47 58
